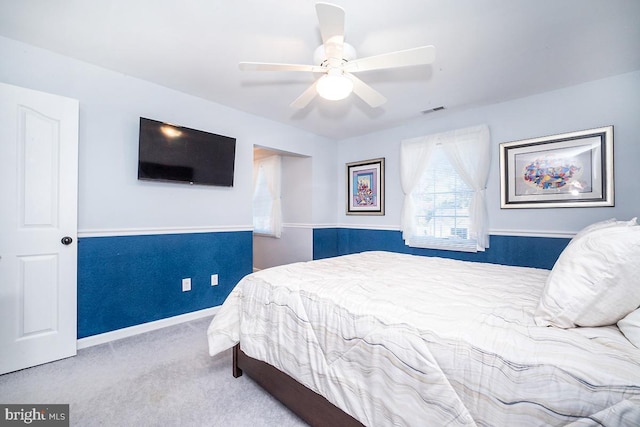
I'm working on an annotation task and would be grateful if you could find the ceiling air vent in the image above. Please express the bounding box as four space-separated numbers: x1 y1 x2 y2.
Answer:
421 106 445 114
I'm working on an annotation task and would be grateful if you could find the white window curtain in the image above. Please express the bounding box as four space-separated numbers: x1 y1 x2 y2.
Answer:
252 155 282 238
399 139 436 242
400 125 491 251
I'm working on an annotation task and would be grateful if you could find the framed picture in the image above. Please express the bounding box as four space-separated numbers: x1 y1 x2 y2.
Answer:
346 158 385 215
499 126 614 208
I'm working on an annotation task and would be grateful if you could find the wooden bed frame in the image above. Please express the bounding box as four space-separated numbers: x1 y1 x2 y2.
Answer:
232 344 364 427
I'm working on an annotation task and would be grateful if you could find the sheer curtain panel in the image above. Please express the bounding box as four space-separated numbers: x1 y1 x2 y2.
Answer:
253 155 282 238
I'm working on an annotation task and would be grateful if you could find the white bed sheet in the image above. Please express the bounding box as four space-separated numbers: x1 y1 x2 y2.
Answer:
208 251 640 426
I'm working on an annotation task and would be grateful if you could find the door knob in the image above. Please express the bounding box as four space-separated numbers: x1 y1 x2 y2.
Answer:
61 236 73 245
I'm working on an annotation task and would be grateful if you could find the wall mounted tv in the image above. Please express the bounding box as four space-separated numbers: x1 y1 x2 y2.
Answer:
138 117 236 187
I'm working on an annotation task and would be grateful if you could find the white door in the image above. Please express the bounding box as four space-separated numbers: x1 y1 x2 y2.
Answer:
0 82 79 375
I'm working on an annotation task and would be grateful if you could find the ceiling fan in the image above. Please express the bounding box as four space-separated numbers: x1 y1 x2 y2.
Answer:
239 2 436 109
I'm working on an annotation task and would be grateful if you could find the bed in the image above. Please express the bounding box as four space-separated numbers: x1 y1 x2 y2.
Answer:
207 221 640 426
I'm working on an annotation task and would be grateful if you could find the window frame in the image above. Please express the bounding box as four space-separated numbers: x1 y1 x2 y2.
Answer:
400 125 491 253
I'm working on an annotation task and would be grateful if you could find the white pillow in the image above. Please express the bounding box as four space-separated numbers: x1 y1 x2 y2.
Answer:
618 308 640 348
534 219 640 328
570 217 633 243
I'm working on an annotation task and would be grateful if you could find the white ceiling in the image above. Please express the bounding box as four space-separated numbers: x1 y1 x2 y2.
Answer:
1 0 639 139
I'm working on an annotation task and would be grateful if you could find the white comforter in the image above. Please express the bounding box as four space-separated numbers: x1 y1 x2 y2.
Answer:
207 251 640 426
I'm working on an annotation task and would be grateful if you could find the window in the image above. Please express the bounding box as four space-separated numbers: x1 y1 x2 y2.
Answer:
253 155 282 237
409 147 475 250
400 125 490 252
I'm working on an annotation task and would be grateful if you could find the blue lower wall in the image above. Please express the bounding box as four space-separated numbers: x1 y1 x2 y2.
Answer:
78 227 568 338
313 228 570 270
77 231 252 338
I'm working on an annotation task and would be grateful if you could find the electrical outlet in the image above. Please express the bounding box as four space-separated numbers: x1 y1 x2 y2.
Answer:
211 274 219 286
182 277 191 292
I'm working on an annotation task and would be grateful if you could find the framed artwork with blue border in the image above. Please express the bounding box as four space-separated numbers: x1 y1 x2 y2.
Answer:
499 126 614 208
346 158 385 215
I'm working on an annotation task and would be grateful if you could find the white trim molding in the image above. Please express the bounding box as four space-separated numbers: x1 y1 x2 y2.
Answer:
307 223 339 229
332 224 575 238
78 223 576 239
336 223 402 231
78 225 253 238
281 223 316 229
77 306 220 349
489 229 575 239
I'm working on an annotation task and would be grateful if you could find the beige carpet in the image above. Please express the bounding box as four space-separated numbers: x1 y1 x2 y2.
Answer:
0 317 307 426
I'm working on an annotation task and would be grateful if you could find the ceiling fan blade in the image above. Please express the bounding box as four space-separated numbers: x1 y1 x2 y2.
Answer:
290 80 319 109
343 45 436 73
347 73 387 108
315 2 345 61
239 62 324 73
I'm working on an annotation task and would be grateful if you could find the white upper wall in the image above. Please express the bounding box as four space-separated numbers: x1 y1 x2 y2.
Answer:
0 36 338 232
2 35 638 237
337 70 640 235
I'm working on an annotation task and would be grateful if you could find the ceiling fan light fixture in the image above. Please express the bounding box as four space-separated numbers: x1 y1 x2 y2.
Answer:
316 70 354 101
238 4 435 109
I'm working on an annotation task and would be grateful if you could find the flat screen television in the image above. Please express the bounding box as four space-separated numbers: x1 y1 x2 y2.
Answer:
138 117 236 187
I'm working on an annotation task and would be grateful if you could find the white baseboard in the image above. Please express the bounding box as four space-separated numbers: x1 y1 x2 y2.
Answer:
77 306 220 350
